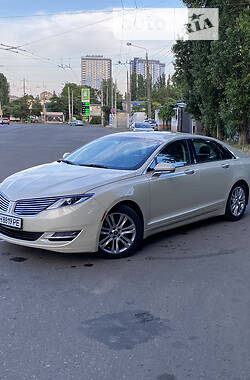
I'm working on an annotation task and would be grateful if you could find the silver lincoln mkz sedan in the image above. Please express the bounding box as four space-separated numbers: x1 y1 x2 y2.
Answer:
0 132 249 258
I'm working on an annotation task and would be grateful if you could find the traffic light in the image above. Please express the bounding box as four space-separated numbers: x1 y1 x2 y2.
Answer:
82 101 90 116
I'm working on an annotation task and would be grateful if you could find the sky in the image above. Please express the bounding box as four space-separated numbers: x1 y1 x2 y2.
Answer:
0 0 184 96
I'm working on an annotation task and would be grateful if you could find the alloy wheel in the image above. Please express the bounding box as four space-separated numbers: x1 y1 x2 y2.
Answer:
99 212 137 255
230 186 246 217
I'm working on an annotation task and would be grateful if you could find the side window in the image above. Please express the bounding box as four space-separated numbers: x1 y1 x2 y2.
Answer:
215 143 234 160
156 140 191 168
192 139 223 163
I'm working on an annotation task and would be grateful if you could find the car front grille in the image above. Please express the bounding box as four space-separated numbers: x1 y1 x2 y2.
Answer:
14 197 58 216
0 225 43 241
0 192 10 212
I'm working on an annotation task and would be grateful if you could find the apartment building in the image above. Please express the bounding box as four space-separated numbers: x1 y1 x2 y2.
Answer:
81 55 112 90
130 57 165 85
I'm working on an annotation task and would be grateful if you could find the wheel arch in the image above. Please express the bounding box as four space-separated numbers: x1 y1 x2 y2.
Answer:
109 200 145 230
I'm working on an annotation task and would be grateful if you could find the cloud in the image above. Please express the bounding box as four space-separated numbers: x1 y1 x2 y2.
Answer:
0 10 175 96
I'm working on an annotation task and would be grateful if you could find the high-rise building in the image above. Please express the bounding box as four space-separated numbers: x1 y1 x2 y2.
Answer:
130 57 165 85
81 55 112 90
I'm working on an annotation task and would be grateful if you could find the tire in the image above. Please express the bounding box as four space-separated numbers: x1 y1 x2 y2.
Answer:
98 205 143 259
225 183 248 221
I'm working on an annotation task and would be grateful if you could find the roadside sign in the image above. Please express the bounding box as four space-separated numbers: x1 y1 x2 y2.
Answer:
81 88 90 102
82 101 90 116
81 88 90 121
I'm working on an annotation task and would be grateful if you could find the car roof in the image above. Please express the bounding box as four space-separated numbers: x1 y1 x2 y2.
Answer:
112 132 241 157
114 131 206 142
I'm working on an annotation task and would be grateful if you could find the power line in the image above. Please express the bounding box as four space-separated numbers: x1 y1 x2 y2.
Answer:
0 6 170 19
15 16 112 49
0 9 114 19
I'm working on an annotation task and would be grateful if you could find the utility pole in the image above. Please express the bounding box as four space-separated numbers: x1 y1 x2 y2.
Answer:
23 78 26 96
111 77 113 109
68 85 71 124
106 82 109 107
114 80 117 128
127 69 131 120
146 52 151 119
127 42 151 119
117 61 131 128
101 81 104 127
71 90 74 120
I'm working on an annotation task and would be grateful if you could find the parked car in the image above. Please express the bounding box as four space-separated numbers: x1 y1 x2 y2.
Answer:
0 117 10 125
132 122 154 132
0 132 249 258
70 120 84 126
144 119 158 130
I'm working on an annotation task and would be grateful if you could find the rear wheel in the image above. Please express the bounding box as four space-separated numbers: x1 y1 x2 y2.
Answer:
98 205 143 259
225 183 247 221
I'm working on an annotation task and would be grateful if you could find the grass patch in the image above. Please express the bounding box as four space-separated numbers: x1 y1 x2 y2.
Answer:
230 144 250 155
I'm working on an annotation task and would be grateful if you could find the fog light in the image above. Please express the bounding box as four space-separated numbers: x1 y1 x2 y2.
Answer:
48 231 80 242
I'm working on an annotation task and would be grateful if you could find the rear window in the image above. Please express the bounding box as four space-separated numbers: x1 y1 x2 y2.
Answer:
135 123 152 128
192 139 233 163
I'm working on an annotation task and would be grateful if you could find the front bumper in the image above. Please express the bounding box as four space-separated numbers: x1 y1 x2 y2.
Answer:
0 198 105 253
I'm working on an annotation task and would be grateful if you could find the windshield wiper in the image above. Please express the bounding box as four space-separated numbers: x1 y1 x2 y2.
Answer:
57 159 76 165
79 163 109 169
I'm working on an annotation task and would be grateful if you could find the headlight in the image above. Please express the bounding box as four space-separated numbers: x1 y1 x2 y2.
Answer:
47 194 94 210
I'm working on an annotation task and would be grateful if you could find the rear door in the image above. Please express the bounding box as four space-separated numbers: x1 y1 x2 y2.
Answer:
190 138 234 210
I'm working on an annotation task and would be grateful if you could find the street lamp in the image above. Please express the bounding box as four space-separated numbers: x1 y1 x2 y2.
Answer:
126 42 151 119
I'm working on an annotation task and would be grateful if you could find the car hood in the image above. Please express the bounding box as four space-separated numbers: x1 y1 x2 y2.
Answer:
0 162 135 201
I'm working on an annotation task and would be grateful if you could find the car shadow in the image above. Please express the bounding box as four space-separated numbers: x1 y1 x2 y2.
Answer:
2 208 249 265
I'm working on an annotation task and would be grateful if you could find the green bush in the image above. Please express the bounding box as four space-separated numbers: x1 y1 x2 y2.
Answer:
90 116 101 125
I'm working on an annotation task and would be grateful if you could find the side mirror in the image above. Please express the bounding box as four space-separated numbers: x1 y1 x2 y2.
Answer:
63 152 70 159
152 162 176 177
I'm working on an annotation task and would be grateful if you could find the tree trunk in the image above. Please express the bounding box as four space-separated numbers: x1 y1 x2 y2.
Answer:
217 125 225 141
200 122 206 136
239 112 249 145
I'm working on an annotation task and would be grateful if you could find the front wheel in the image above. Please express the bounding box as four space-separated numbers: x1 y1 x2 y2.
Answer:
225 183 247 221
98 205 143 259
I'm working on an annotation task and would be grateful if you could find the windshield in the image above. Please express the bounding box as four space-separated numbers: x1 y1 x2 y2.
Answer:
65 135 161 170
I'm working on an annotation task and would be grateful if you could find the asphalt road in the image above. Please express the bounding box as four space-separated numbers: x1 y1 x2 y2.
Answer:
0 123 249 380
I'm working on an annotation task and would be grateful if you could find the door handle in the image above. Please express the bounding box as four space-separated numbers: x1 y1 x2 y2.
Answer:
184 169 195 175
221 164 230 169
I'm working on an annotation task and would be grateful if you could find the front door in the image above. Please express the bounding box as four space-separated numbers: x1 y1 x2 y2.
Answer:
148 139 201 229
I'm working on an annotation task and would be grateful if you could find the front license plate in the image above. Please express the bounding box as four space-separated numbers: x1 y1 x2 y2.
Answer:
0 214 22 229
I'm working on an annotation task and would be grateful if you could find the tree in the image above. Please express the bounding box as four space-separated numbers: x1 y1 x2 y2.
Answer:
0 73 9 106
172 0 249 144
48 94 66 114
158 100 176 126
10 96 30 120
102 106 111 125
210 7 249 144
130 73 147 101
102 79 113 108
137 75 146 100
61 83 83 119
152 74 182 106
47 83 100 120
31 96 42 117
131 73 137 101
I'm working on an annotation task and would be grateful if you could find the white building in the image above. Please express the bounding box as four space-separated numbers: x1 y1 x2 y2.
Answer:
81 55 112 90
